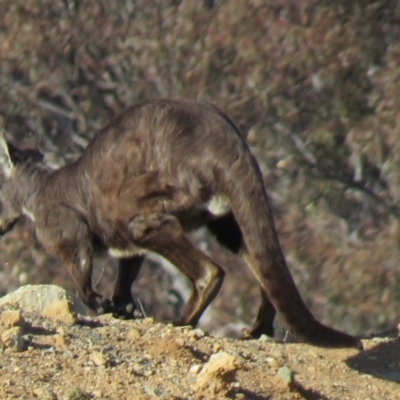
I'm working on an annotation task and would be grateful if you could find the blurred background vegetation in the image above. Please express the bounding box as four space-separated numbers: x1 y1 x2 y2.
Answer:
1 0 400 338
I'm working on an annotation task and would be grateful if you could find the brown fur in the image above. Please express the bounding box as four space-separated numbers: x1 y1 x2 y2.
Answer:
0 99 362 348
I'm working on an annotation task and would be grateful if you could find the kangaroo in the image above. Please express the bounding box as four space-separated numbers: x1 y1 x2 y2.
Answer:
0 99 362 349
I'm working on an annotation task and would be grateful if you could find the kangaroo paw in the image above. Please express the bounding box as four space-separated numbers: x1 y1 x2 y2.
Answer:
111 297 143 320
89 295 113 315
241 321 274 340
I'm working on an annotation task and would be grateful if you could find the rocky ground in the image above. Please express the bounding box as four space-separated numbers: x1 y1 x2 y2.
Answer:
0 285 399 400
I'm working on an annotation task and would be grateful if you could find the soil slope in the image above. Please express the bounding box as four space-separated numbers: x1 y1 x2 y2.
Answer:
0 298 399 400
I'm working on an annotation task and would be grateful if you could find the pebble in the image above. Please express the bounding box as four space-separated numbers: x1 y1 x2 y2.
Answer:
266 356 278 368
54 334 68 348
89 350 108 366
41 300 77 326
174 338 185 347
0 309 24 328
276 365 293 386
192 351 241 395
1 327 24 352
189 364 203 374
32 387 57 400
127 328 141 340
259 334 274 342
213 343 222 352
142 317 155 325
188 328 206 340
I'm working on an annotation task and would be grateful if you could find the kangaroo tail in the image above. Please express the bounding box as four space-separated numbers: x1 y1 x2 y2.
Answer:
214 146 362 349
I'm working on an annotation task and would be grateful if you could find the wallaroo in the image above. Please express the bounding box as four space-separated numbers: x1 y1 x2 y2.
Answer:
0 99 362 349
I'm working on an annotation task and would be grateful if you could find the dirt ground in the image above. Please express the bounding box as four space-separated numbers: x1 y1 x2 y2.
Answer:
0 303 399 400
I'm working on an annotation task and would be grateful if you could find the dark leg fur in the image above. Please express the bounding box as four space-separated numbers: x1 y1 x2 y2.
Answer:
207 212 243 254
242 290 276 339
207 213 277 338
111 255 144 319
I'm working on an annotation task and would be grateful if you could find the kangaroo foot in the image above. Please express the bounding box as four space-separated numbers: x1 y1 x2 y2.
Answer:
111 297 143 319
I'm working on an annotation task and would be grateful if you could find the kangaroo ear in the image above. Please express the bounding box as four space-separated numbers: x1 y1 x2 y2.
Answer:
0 130 14 177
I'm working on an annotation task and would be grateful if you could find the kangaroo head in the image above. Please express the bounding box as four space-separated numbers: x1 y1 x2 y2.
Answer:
0 130 43 234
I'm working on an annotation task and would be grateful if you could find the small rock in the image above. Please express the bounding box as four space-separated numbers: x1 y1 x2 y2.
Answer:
89 350 108 366
32 387 57 399
41 300 77 326
54 334 68 348
92 389 103 397
1 327 24 352
276 365 293 386
192 351 241 396
193 328 206 338
96 313 114 322
266 356 278 368
0 284 87 315
213 343 222 352
127 328 141 340
0 310 24 329
174 338 185 348
143 385 159 397
56 327 66 335
188 328 206 341
259 334 274 342
372 337 388 343
199 351 240 377
189 364 203 374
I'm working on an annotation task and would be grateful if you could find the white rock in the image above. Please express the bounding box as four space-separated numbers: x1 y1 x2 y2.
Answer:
1 327 24 352
41 300 78 326
0 309 24 328
0 284 88 315
192 351 241 395
189 364 203 374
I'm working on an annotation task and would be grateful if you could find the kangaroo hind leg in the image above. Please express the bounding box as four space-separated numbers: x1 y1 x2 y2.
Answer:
132 214 225 327
241 289 276 339
207 212 277 338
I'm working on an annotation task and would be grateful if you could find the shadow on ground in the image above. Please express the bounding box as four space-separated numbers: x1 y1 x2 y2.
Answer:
346 337 400 383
